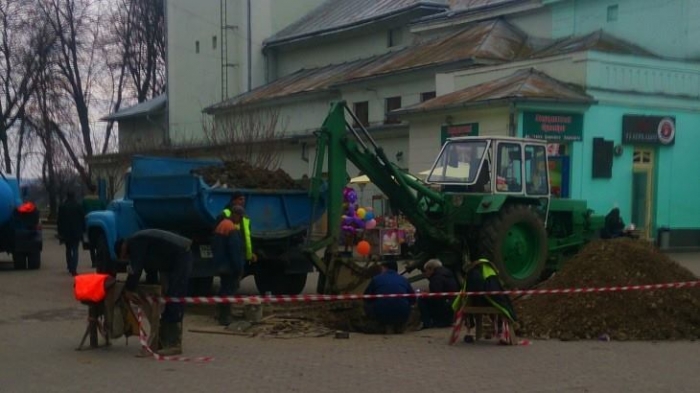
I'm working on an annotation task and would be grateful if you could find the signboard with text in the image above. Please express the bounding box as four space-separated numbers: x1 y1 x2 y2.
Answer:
441 123 479 144
622 115 675 145
523 112 583 142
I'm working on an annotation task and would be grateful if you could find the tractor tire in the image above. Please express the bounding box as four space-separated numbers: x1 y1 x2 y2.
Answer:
480 204 548 289
27 252 41 270
13 253 27 270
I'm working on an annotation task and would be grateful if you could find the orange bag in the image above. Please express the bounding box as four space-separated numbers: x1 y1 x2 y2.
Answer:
74 273 112 303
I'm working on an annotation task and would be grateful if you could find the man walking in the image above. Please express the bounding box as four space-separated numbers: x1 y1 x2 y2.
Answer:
57 191 84 276
116 229 193 356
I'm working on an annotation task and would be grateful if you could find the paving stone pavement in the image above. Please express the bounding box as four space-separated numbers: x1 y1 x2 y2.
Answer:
0 229 698 392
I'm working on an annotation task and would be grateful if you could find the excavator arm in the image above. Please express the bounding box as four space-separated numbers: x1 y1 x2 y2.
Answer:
307 101 458 284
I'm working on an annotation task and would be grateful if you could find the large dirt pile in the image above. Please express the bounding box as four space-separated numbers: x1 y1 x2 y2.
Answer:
515 238 700 341
192 160 306 190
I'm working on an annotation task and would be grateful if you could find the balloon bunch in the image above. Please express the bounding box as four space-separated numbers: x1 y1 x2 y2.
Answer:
356 206 377 230
341 187 366 235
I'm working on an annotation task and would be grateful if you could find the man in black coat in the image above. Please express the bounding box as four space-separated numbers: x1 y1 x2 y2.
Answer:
418 259 460 329
116 229 193 356
57 191 85 276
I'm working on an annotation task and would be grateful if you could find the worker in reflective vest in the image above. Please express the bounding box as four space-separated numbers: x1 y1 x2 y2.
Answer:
452 258 517 344
222 191 257 264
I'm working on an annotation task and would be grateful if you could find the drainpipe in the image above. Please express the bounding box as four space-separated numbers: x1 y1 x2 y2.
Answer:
508 101 517 137
247 0 252 91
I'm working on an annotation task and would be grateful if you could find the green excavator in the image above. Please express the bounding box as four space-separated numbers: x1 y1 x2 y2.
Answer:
305 101 603 294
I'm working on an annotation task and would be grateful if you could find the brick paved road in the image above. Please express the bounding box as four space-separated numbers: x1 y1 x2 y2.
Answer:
0 229 698 393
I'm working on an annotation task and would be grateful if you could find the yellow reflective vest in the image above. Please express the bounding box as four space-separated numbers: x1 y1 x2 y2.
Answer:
222 209 253 260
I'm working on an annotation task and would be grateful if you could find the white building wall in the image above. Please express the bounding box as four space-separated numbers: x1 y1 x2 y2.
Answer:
550 0 700 59
406 108 510 174
166 0 325 145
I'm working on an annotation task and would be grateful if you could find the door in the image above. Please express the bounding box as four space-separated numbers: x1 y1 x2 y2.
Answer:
631 148 655 239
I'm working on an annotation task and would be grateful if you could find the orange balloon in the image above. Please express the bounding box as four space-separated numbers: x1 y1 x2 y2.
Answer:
356 240 371 256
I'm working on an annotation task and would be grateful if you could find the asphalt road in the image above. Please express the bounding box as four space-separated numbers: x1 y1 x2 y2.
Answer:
0 229 698 393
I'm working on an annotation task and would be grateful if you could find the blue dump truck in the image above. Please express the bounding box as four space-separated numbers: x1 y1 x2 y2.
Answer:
0 174 42 270
85 156 327 295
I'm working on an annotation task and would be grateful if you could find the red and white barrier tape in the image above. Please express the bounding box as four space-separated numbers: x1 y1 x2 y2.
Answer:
154 280 700 304
136 305 213 363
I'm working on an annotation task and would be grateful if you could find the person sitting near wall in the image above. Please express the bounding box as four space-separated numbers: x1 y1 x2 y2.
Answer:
601 207 636 239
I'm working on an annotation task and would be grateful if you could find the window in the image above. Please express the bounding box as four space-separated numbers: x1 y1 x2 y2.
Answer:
385 96 402 124
195 40 200 53
525 145 549 195
387 27 404 47
420 91 436 102
212 36 217 49
353 101 369 127
496 143 522 193
607 5 618 22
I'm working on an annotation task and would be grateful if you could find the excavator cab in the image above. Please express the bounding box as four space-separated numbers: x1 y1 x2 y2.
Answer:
426 136 550 198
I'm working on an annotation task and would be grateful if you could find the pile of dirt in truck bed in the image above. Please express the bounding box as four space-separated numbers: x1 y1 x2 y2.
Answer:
515 238 700 341
192 160 306 190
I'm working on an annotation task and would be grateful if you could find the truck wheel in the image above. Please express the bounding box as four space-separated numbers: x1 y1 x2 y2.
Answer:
480 204 548 289
254 272 307 295
94 233 113 275
27 252 41 270
188 277 214 297
283 273 307 295
13 253 27 270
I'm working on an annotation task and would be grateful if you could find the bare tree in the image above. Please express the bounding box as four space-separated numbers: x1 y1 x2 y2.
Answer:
100 0 165 155
202 107 289 170
0 0 52 173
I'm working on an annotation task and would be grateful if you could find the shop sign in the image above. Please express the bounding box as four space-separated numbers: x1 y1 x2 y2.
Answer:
523 112 583 142
622 115 675 145
441 123 479 143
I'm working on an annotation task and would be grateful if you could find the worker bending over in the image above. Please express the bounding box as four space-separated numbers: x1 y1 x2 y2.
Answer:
116 229 193 356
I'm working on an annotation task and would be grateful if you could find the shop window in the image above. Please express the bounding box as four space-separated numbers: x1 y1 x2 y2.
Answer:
525 145 549 195
195 40 200 53
496 143 522 192
212 36 217 49
592 137 613 178
353 101 369 127
420 91 436 102
385 96 401 124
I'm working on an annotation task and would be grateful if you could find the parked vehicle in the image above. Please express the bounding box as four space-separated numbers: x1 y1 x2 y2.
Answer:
0 173 42 270
305 101 604 293
84 156 327 295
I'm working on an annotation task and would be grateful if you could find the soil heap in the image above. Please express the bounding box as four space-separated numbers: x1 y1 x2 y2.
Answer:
515 238 700 341
192 160 306 190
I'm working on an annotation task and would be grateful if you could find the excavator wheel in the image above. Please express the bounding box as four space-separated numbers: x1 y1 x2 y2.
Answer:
479 204 548 289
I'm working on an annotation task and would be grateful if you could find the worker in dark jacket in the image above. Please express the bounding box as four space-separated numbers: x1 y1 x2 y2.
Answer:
601 207 625 239
212 206 245 326
116 229 193 356
363 260 416 334
418 259 460 329
57 191 85 276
